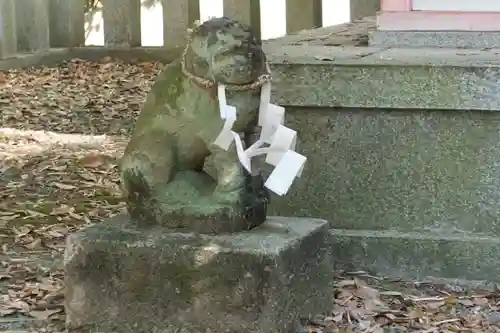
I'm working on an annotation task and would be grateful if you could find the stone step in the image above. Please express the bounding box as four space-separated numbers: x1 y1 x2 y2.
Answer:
330 228 500 282
369 31 500 50
265 44 500 111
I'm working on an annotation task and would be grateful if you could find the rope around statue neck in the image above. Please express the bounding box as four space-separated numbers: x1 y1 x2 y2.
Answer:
180 27 272 92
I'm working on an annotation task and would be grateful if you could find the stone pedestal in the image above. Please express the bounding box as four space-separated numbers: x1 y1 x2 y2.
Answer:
64 215 332 333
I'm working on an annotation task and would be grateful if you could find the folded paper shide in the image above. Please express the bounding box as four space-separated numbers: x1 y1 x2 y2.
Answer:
214 82 307 196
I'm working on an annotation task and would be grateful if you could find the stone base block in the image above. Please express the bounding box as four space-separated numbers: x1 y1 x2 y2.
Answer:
64 215 332 333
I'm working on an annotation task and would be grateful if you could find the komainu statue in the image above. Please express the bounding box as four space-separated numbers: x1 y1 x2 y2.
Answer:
119 17 271 233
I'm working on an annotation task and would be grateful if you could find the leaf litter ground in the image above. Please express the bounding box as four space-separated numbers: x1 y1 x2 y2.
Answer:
1 58 500 333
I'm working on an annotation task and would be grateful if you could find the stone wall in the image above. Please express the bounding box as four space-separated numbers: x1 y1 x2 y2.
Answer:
271 107 500 236
258 23 500 282
267 107 500 281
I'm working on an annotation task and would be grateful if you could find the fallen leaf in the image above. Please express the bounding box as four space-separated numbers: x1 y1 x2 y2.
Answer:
12 226 33 237
355 285 379 300
0 212 21 222
473 297 489 306
425 301 446 310
28 308 62 320
79 152 112 168
444 295 457 305
337 279 355 288
0 308 16 316
52 182 77 190
24 238 42 250
50 204 74 216
4 299 30 311
458 298 474 306
379 291 403 297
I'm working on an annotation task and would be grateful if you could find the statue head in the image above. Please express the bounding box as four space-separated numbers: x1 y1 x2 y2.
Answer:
183 17 268 86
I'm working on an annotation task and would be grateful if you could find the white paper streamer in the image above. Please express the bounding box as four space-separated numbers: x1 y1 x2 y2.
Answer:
258 82 272 126
213 83 307 196
260 103 285 144
265 150 306 196
265 125 297 166
217 84 228 118
231 131 252 173
213 105 237 150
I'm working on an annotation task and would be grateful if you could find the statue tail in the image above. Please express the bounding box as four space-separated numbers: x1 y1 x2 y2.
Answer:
120 167 158 226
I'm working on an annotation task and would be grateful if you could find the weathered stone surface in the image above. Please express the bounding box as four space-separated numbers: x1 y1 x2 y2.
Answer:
119 18 271 233
285 0 322 34
370 31 500 49
0 0 17 59
330 229 500 282
64 215 332 333
268 108 500 282
48 0 85 47
270 108 500 236
102 0 141 47
15 0 50 52
264 45 500 111
223 0 261 39
161 0 200 49
350 0 379 21
264 16 374 47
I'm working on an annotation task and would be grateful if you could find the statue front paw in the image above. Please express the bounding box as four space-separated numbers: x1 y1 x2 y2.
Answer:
211 187 245 206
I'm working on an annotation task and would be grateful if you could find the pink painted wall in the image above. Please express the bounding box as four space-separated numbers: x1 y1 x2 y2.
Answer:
381 0 411 12
378 0 500 31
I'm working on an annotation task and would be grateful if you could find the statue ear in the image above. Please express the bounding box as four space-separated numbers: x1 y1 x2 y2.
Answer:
187 20 201 35
188 36 210 60
185 37 214 74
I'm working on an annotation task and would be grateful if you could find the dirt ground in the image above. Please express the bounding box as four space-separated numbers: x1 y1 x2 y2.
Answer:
1 58 500 332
